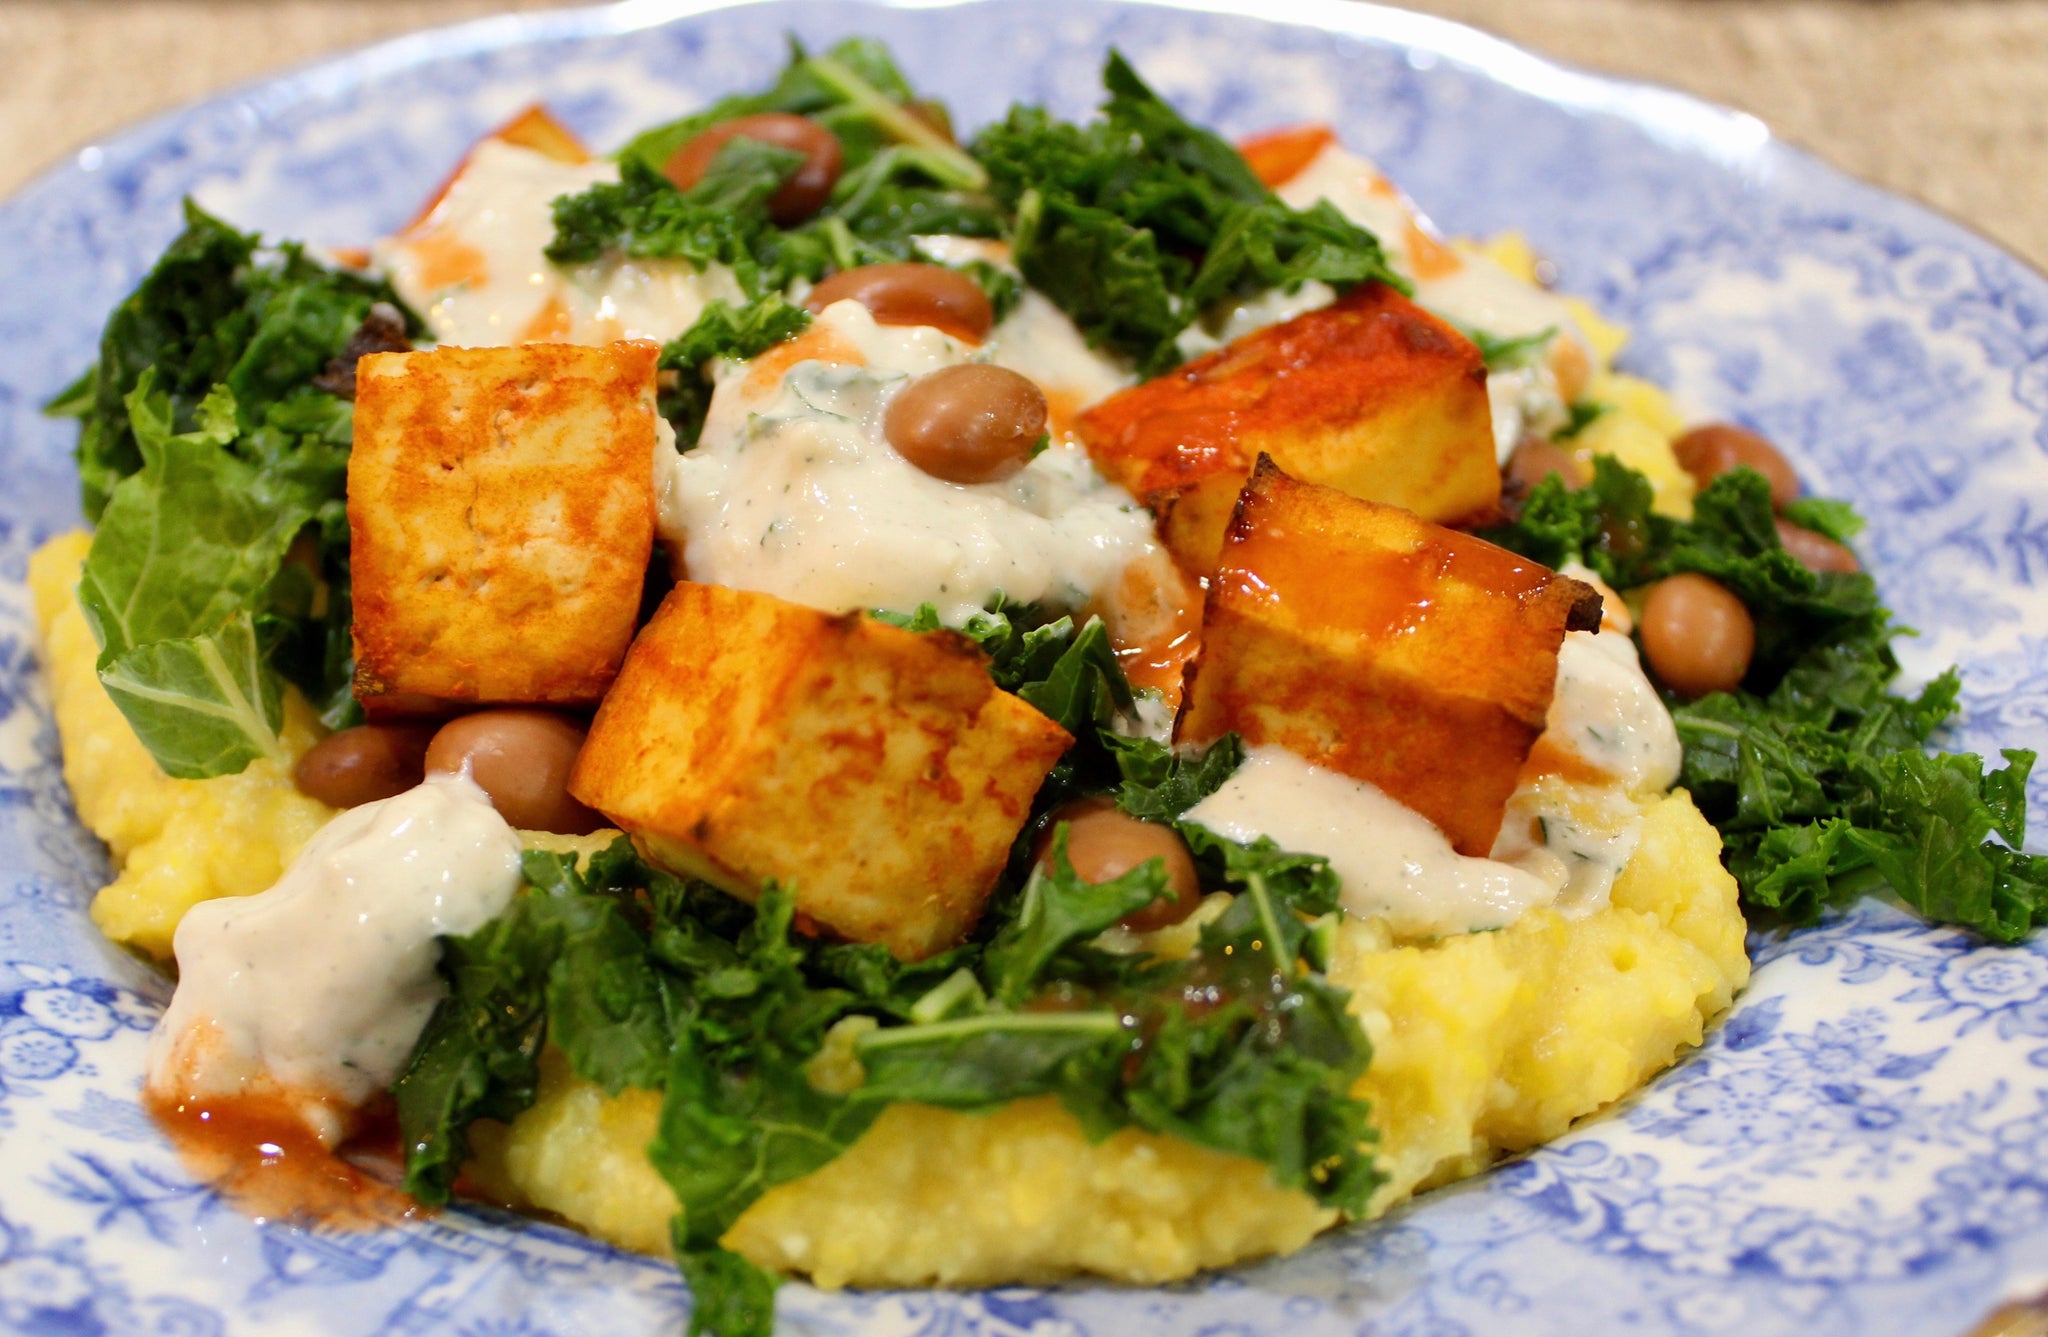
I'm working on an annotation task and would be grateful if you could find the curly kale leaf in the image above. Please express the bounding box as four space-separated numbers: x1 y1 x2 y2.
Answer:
657 293 815 443
553 38 1001 320
972 51 1401 374
52 200 400 523
1484 456 2046 941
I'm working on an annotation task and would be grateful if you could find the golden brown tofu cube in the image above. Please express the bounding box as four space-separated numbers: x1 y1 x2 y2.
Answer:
349 342 659 711
1177 461 1598 856
1077 282 1499 577
569 583 1073 960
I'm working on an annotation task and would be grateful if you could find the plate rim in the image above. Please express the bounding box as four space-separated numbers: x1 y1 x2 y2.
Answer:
8 0 2045 293
3 3 2047 1334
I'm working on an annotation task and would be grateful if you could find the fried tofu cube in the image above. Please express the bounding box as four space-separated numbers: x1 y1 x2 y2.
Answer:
569 583 1073 960
1077 282 1499 576
348 342 659 711
1177 461 1599 856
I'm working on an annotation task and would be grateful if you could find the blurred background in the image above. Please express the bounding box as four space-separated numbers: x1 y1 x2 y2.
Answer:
1 0 2042 268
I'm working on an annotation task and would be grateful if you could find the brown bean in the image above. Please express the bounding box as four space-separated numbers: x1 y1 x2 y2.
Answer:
1774 517 1861 574
1549 334 1592 407
424 709 603 834
663 112 843 224
1639 574 1756 698
1505 439 1588 494
293 724 436 809
1672 422 1801 508
884 363 1049 485
804 262 994 343
1035 799 1201 933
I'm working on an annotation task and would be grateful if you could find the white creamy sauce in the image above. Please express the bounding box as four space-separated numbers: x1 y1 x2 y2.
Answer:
1545 630 1683 796
662 298 1159 622
1176 280 1339 360
1490 626 1684 913
1278 144 1587 460
989 288 1135 412
374 138 742 349
904 235 1136 411
1183 746 1557 940
1185 608 1682 935
146 775 523 1144
1486 363 1570 465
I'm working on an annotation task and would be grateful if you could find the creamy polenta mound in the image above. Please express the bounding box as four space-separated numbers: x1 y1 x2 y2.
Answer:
447 789 1743 1289
29 532 336 961
32 353 1752 1287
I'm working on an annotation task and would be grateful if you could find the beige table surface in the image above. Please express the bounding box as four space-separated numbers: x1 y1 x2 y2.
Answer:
1 0 2043 271
1 6 2044 1331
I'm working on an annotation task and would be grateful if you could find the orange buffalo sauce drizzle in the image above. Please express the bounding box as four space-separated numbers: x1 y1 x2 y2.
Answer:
742 321 868 397
1097 556 1204 710
1237 123 1335 189
144 1086 422 1229
1404 219 1465 282
517 294 576 344
1236 123 1471 286
1044 388 1090 444
402 226 491 294
1518 732 1612 789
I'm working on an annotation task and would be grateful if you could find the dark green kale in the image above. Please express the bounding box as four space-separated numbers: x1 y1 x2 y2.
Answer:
1480 460 1883 682
550 38 1003 308
657 293 815 442
545 143 815 288
48 202 411 764
971 51 1402 374
50 200 400 523
1779 494 1865 544
1111 730 1248 821
1482 458 2048 941
1462 323 1555 370
395 654 1377 1337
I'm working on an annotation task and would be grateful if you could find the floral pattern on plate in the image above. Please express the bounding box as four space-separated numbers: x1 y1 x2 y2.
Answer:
0 1 2044 1333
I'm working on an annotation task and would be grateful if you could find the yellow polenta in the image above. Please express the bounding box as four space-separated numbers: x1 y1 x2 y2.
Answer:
28 532 335 959
459 792 1745 1288
31 511 1749 1290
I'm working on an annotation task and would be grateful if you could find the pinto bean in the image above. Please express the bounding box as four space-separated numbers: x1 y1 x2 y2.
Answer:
805 262 995 343
1774 517 1861 574
1036 798 1201 933
664 112 843 224
1639 574 1755 698
1505 439 1589 494
292 724 436 808
1672 422 1800 508
424 709 603 834
884 363 1049 485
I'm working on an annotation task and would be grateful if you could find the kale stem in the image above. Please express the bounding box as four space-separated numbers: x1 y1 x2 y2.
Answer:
804 55 989 190
1245 870 1291 972
854 1009 1125 1051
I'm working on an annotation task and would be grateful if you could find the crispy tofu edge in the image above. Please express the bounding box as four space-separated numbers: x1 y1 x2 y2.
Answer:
1177 458 1594 855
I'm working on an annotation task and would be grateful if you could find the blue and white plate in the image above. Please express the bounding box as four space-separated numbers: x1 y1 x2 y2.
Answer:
2 2 2046 1333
